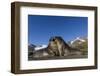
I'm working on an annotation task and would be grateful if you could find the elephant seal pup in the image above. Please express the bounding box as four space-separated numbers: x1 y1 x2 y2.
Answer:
53 36 82 56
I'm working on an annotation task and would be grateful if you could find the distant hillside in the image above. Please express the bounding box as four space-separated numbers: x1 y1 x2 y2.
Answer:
67 37 88 55
28 44 47 59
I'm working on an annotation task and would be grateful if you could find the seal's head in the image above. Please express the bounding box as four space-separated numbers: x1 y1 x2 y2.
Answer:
48 37 58 49
49 36 68 56
46 36 59 56
49 36 63 44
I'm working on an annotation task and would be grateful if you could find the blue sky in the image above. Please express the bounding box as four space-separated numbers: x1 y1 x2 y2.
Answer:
28 15 88 45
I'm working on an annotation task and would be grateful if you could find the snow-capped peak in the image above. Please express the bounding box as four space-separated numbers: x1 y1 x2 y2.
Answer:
76 37 85 42
70 37 86 44
35 45 47 50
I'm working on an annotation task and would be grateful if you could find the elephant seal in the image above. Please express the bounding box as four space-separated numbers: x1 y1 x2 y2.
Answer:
52 36 82 56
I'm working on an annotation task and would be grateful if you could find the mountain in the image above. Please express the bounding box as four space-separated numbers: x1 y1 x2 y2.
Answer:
28 44 47 59
28 44 36 55
28 44 36 48
70 37 86 44
28 44 36 51
67 37 88 55
28 44 47 52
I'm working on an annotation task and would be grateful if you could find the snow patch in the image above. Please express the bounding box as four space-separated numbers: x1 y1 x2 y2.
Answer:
71 37 86 44
35 45 47 50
